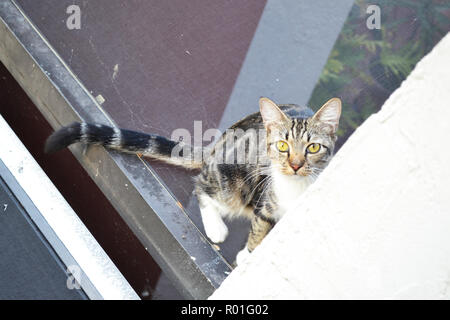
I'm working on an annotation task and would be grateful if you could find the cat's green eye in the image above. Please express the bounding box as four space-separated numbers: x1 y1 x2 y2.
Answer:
307 143 321 154
276 141 289 152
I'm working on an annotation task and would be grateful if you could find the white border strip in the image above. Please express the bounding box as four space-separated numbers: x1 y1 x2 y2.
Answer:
0 114 139 300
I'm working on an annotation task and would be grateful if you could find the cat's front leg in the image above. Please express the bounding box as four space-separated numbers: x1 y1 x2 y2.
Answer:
198 195 229 243
236 213 275 265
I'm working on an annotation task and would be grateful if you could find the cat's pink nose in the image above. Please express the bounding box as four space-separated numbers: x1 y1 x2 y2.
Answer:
290 164 301 172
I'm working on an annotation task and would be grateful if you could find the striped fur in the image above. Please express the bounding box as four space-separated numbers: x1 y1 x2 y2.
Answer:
195 98 341 264
45 122 203 169
45 98 341 264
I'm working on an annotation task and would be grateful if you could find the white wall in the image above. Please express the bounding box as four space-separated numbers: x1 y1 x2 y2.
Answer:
210 33 450 300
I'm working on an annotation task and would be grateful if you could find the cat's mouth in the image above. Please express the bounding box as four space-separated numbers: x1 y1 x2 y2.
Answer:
280 166 310 177
296 170 310 177
293 169 310 177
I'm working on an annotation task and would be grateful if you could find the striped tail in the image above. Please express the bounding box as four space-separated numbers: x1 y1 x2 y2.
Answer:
44 122 203 169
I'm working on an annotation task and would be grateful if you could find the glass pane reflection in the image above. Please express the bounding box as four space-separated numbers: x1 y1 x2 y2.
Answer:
308 0 450 150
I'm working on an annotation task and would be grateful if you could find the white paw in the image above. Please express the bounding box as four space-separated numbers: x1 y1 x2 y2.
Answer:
205 220 229 243
236 247 251 266
199 200 229 243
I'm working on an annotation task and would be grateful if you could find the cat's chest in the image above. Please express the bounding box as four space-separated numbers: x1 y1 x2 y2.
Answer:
271 171 314 221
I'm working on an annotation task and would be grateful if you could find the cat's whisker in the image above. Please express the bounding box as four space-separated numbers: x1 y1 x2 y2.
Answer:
248 175 271 199
242 167 272 181
254 177 274 209
241 164 282 185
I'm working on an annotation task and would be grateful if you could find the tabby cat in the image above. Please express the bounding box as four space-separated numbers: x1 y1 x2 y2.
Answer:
45 97 341 265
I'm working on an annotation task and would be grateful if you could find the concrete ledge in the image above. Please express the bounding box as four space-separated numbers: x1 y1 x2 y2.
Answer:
210 33 450 299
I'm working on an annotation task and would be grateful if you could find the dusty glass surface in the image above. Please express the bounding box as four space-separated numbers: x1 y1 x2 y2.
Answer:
308 0 450 150
7 0 450 298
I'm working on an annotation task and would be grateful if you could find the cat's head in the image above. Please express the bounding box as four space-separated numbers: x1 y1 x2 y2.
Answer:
260 97 341 177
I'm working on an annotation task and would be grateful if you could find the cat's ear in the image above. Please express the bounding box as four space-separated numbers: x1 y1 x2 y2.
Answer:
259 98 289 130
312 98 342 134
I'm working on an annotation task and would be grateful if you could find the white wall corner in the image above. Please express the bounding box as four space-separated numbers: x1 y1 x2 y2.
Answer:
210 33 450 300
